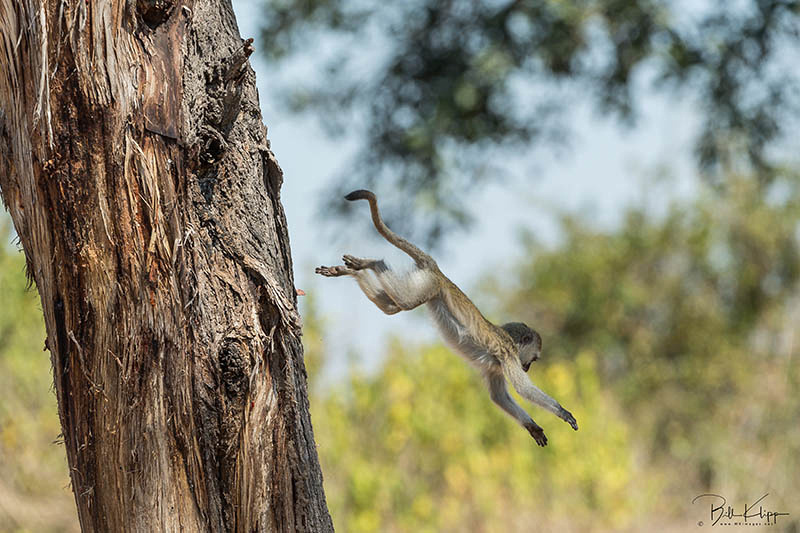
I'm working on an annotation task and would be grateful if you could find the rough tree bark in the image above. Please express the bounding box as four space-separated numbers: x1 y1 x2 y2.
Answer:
0 0 333 531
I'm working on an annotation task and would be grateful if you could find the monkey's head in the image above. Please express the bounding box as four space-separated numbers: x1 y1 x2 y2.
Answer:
501 322 542 372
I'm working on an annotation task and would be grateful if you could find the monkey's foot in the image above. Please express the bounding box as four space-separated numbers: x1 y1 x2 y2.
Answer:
526 424 548 447
342 254 374 271
315 265 354 277
559 408 579 431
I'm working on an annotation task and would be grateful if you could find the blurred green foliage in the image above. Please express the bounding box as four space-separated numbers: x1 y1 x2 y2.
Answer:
497 174 800 526
308 341 639 533
0 221 78 532
259 0 800 243
302 172 800 532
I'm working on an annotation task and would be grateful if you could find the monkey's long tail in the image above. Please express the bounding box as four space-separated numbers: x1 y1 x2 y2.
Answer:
345 189 432 267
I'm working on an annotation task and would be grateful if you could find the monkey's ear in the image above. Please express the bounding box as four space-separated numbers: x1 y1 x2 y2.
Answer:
296 289 306 296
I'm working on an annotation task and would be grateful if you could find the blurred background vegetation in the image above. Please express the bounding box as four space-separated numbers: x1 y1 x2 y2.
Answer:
260 0 800 245
302 174 800 532
2 0 800 531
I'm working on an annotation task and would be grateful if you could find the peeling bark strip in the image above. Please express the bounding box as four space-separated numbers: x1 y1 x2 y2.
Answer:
0 1 333 531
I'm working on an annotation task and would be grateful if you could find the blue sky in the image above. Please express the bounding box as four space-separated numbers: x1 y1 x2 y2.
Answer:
231 1 701 372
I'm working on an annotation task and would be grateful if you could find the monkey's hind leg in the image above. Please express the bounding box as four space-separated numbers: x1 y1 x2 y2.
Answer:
343 255 435 311
316 263 402 315
315 265 356 277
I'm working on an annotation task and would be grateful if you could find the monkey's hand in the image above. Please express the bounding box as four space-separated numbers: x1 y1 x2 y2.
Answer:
525 423 548 447
559 407 579 431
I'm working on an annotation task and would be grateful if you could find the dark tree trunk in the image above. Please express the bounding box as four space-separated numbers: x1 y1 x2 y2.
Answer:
0 0 333 531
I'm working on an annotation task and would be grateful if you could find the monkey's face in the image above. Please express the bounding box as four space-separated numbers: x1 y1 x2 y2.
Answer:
518 337 541 372
501 322 542 372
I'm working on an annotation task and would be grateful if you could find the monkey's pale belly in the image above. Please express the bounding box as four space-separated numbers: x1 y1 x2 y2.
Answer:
427 298 502 373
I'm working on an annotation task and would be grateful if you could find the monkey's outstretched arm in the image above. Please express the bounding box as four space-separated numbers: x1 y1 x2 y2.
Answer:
343 255 437 311
503 358 579 431
484 373 548 446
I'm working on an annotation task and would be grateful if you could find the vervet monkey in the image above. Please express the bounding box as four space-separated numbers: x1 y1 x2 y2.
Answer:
316 190 578 446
